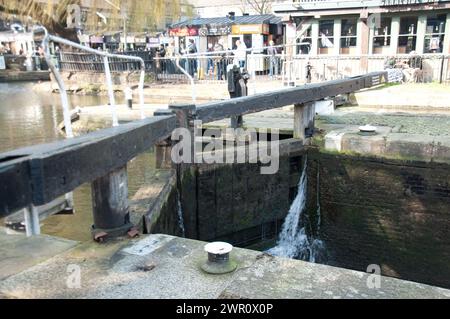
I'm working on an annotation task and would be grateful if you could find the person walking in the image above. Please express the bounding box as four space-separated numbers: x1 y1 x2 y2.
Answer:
267 40 278 79
214 39 225 80
234 40 247 68
187 39 197 77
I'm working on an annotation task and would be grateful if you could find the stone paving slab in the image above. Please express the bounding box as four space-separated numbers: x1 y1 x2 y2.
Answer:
1 234 449 299
0 227 78 281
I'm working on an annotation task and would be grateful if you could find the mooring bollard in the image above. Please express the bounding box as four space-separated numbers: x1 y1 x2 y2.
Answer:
201 242 237 274
91 165 133 240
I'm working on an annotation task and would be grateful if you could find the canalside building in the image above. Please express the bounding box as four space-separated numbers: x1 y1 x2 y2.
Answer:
273 0 450 56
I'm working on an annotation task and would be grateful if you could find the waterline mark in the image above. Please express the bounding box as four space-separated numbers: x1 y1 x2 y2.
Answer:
171 120 280 175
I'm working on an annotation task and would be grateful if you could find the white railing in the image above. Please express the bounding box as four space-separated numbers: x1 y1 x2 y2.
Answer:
33 26 147 131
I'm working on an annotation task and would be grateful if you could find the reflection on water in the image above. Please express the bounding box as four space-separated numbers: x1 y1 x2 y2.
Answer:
0 82 156 242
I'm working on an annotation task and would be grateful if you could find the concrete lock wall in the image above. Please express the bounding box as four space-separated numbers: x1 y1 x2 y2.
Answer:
306 151 450 289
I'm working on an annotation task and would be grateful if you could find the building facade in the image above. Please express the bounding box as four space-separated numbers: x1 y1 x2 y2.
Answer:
273 0 450 56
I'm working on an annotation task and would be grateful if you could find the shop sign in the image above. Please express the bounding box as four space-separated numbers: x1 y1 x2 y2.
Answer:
148 37 160 46
78 34 90 43
199 25 231 36
120 36 136 43
135 37 147 44
232 24 269 35
90 36 104 44
169 27 198 37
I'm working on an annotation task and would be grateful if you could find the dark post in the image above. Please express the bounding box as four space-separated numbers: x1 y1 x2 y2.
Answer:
91 165 133 239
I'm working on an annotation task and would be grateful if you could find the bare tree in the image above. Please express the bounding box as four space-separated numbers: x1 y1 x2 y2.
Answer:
240 0 273 15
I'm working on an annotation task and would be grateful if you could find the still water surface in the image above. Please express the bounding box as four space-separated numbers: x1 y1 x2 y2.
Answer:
0 82 156 242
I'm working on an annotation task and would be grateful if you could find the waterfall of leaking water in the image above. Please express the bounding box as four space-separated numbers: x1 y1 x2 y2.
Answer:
175 165 186 238
268 158 326 262
176 190 186 238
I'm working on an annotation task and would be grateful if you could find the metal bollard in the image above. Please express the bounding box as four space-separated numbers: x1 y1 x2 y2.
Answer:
227 65 250 129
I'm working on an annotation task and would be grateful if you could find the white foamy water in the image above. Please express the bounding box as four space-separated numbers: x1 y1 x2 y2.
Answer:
268 159 326 262
176 190 186 238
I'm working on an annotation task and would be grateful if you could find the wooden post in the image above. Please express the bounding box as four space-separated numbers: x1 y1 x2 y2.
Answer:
155 139 173 169
294 103 315 143
91 165 132 238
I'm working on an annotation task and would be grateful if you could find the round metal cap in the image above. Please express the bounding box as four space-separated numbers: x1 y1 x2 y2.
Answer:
359 125 377 133
204 242 233 255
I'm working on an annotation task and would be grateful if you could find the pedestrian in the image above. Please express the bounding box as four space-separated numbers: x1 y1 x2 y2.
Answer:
267 40 278 79
214 39 225 80
187 39 197 77
207 43 214 76
159 44 166 74
234 40 247 68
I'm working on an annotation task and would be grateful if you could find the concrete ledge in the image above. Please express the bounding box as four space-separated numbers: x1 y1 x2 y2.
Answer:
1 234 449 299
0 227 78 281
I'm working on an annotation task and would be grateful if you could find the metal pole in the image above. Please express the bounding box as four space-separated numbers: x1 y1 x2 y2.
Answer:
139 67 145 120
104 56 119 126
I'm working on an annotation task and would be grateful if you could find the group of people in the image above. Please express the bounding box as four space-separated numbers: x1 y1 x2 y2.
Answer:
384 51 424 83
156 38 282 81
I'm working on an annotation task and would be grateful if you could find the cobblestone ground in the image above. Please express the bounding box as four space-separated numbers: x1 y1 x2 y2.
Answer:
318 112 450 136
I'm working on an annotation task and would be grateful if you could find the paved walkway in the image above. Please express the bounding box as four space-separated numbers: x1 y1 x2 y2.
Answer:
1 233 449 299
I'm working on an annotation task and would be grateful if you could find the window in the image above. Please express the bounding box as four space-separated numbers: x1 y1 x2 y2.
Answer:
398 17 418 54
372 17 392 54
424 14 446 53
318 20 334 54
340 18 357 54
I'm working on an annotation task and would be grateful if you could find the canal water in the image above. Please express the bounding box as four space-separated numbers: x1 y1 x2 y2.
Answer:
0 82 157 242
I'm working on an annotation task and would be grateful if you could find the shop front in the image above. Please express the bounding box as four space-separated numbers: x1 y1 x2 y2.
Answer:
104 32 121 52
89 35 104 50
168 26 199 54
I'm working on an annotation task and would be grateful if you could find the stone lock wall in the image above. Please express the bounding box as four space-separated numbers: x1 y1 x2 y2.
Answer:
307 151 450 289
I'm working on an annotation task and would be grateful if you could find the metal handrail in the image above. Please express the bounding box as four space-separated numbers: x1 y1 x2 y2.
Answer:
33 26 147 128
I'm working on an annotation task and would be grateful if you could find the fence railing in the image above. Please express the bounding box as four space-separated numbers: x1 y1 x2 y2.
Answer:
154 52 450 85
58 50 154 73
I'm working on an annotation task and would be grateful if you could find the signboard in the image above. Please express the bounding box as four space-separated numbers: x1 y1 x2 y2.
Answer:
148 37 160 47
199 25 231 36
135 37 147 44
120 36 136 44
0 56 5 70
232 24 269 35
169 27 198 37
90 36 104 44
78 34 90 43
